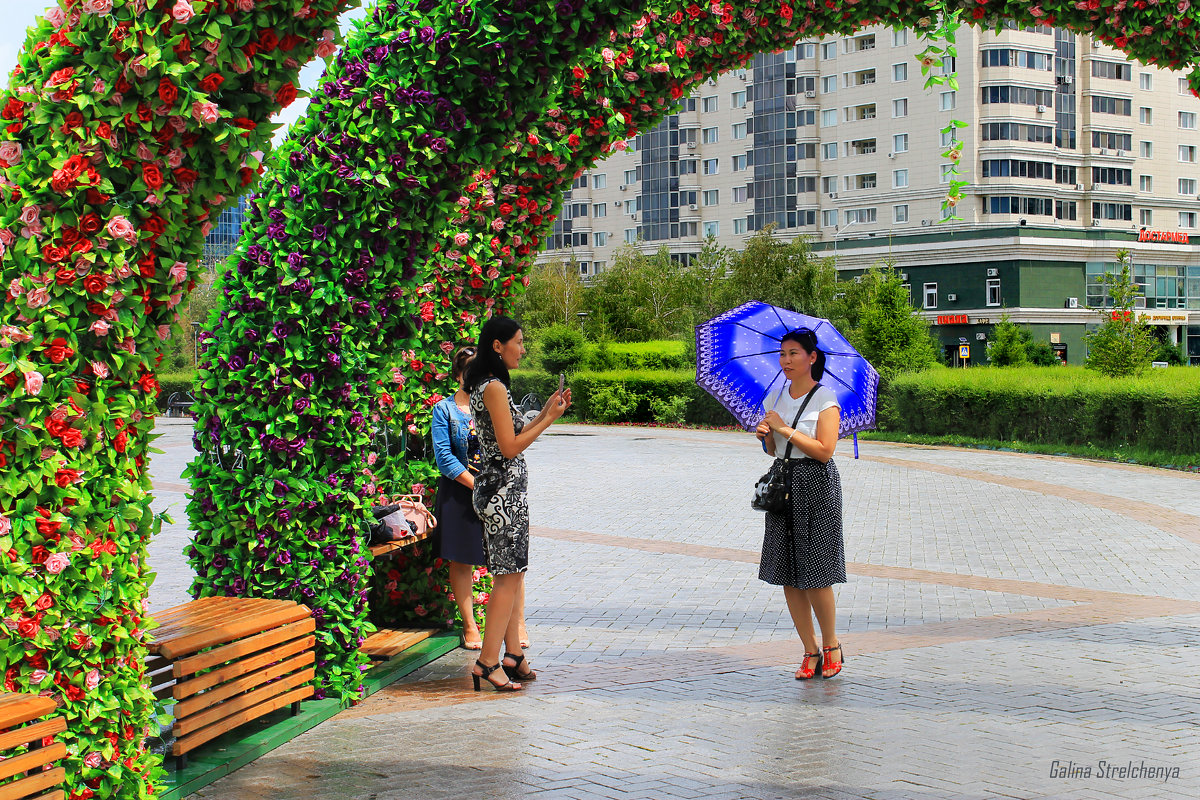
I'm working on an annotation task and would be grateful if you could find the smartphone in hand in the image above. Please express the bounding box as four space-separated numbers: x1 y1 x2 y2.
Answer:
557 373 565 396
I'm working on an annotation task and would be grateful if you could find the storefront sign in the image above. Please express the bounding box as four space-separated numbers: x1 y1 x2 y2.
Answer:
936 314 969 325
1137 229 1190 244
1136 310 1189 325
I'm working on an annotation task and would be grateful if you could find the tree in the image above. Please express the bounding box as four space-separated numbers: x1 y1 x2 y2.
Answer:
849 266 939 376
986 314 1028 366
720 225 837 318
511 259 584 332
586 244 697 341
1084 250 1158 377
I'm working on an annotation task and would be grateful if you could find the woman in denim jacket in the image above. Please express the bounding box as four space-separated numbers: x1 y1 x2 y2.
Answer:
432 347 526 649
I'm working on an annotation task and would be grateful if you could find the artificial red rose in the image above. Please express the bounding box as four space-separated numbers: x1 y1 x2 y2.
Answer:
59 227 79 247
60 428 84 448
153 124 174 146
54 468 80 487
239 167 256 186
85 301 107 316
63 110 84 131
136 103 153 123
16 616 40 638
45 338 75 364
72 239 93 256
79 213 102 234
257 29 279 51
46 416 70 437
50 169 76 194
65 685 84 701
157 78 178 106
33 593 54 611
173 166 199 187
275 82 297 106
142 214 167 235
142 163 164 190
137 373 160 395
174 35 192 57
83 274 107 294
199 73 224 93
30 545 49 563
42 244 69 264
114 430 127 453
137 256 156 278
280 34 301 52
1 97 23 119
54 267 76 287
48 67 75 86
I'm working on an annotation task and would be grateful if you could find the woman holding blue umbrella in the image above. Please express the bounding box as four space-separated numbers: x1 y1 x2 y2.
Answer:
755 327 845 680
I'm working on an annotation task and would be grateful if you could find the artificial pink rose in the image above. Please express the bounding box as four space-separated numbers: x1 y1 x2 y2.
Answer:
0 515 9 535
29 669 48 684
8 278 24 297
89 319 111 336
45 6 66 27
0 141 22 167
105 216 137 244
192 101 219 124
157 324 170 340
169 261 188 283
44 552 70 574
85 669 100 689
315 39 337 58
82 0 113 14
236 0 255 9
454 232 470 247
166 148 184 168
83 752 103 769
90 361 109 379
171 0 195 22
18 205 39 226
25 287 49 309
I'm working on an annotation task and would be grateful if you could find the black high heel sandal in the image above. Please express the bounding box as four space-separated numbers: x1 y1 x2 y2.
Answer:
502 652 537 682
472 660 522 692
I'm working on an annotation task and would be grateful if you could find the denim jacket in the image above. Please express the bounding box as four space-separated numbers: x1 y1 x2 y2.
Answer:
431 397 473 480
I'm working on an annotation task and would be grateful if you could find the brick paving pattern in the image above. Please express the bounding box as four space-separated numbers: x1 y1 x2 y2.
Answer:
139 421 1200 799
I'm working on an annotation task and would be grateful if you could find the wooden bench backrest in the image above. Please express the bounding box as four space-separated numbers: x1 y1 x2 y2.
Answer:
0 693 67 800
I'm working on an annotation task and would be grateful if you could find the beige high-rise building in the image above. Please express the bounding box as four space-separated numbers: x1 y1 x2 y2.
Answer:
540 25 1200 364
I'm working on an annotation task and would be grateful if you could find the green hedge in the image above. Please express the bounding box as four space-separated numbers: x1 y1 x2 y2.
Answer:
155 371 197 412
888 366 1200 455
512 368 735 426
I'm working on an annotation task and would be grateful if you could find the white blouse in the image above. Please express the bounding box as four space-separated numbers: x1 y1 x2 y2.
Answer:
767 383 840 457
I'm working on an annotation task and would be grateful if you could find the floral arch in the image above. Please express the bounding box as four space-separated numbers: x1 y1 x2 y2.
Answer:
0 0 1196 796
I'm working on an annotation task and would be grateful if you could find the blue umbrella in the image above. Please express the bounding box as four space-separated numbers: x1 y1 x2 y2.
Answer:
695 301 880 443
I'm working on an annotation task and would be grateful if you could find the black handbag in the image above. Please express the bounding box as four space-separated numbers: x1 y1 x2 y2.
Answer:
751 385 820 513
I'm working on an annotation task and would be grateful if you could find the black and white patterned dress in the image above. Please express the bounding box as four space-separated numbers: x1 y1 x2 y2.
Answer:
759 384 846 589
470 378 529 575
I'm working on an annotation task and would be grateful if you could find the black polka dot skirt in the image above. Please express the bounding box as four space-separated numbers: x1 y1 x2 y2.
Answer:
759 457 846 589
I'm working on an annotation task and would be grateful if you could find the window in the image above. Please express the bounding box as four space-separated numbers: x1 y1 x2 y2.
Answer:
624 169 637 184
854 103 877 121
821 42 837 60
1055 200 1077 220
821 176 837 194
893 169 909 188
703 221 720 238
923 283 938 309
940 129 958 147
680 159 697 175
892 98 908 117
845 207 876 224
732 154 748 171
1140 141 1153 158
852 34 876 52
1091 131 1132 151
624 228 637 244
1091 61 1131 80
592 261 605 274
940 91 956 110
592 173 606 190
1092 202 1133 220
1091 167 1132 186
982 160 1055 180
702 95 719 113
593 203 607 218
732 186 748 203
1139 107 1152 124
625 138 637 153
732 122 747 140
984 196 1055 216
702 158 719 175
821 142 838 160
624 198 637 214
1180 111 1197 129
892 63 908 82
986 278 1001 307
850 138 876 155
1091 95 1132 116
892 30 908 47
578 262 589 275
733 217 748 234
573 175 588 190
593 232 608 247
1181 77 1192 94
1181 212 1198 228
893 133 909 153
1055 165 1077 185
854 174 877 190
1181 178 1197 196
894 204 909 223
1139 209 1153 226
796 43 816 59
1140 175 1153 192
1139 73 1153 90
820 109 838 127
703 189 719 206
852 69 877 86
702 126 719 144
821 75 837 94
940 164 953 184
822 209 839 227
1181 145 1197 163
731 90 747 109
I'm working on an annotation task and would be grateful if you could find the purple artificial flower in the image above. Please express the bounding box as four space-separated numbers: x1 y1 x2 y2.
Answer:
348 411 364 427
275 550 292 565
231 577 247 595
419 26 435 43
267 221 287 241
294 396 311 413
313 224 328 240
273 479 289 497
288 184 303 201
287 252 305 269
268 208 285 222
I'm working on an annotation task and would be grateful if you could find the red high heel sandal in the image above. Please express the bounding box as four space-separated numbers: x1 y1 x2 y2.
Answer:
821 644 844 679
795 651 822 681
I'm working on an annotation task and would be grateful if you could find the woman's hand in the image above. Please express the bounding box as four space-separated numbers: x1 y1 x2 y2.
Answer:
755 420 771 442
543 388 572 422
762 410 786 432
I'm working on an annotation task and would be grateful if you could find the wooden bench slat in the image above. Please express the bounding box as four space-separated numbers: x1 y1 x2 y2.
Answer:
173 668 314 737
151 599 296 643
0 695 56 729
0 766 65 800
368 530 432 559
172 618 316 678
152 597 253 628
171 684 312 757
20 790 64 800
0 742 67 782
360 628 434 660
157 606 312 660
173 651 315 719
0 717 66 752
172 634 315 700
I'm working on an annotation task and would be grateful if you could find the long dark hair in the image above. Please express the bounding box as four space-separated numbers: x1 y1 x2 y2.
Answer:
451 346 475 382
781 327 826 381
463 316 521 392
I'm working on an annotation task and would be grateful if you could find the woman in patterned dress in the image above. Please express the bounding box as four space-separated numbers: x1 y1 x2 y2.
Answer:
463 316 571 691
755 327 846 680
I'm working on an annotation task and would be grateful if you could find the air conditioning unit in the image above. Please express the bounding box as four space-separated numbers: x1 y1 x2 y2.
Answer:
921 219 933 227
689 203 698 210
739 73 748 81
804 91 816 98
687 141 697 149
899 273 909 281
1036 104 1047 113
887 152 896 159
1091 220 1101 226
1066 297 1079 308
1116 151 1126 158
613 200 622 207
1055 76 1070 85
631 212 639 222
619 185 627 191
1099 148 1109 156
986 267 999 277
1074 183 1083 190
828 192 838 199
947 293 958 301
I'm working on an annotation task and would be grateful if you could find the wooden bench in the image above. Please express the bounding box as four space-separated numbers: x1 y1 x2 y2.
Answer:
362 530 441 660
147 597 316 770
0 692 67 800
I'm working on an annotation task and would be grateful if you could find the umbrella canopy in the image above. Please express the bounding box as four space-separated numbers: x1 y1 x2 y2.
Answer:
695 301 880 436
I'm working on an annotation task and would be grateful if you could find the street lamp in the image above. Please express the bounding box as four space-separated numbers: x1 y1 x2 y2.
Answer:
832 217 861 272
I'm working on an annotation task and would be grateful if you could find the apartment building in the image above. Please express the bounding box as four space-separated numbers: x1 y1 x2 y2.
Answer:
541 25 1200 364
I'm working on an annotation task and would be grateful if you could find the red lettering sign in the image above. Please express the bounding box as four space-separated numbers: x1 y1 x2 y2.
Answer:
1137 229 1190 244
936 314 969 325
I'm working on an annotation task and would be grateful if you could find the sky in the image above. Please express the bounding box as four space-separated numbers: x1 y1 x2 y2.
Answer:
1 0 371 143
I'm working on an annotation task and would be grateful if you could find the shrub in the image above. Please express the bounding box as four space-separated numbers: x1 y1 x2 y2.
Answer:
588 382 639 422
649 394 689 424
538 323 587 374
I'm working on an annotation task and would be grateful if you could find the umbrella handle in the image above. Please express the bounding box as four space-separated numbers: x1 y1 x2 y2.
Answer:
853 433 859 460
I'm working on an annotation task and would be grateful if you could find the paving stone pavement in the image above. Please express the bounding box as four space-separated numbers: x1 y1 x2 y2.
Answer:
143 421 1200 799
